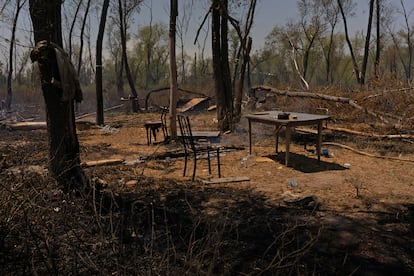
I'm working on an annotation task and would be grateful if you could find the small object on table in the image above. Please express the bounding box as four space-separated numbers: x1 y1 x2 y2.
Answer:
277 112 290 120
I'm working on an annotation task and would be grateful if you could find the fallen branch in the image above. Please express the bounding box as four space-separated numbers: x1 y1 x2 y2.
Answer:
322 142 414 162
361 86 414 100
250 85 390 124
328 126 414 139
75 104 124 120
201 176 250 184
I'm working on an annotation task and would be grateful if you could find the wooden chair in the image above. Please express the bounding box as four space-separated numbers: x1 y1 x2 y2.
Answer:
177 114 221 181
144 107 168 145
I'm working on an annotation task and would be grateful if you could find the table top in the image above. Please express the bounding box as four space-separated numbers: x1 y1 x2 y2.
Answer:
245 110 330 125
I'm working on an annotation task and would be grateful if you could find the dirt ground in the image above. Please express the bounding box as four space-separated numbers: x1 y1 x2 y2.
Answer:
79 112 414 211
84 111 414 272
1 109 414 274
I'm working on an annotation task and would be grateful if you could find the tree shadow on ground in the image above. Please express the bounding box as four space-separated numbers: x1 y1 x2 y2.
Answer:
1 163 413 275
1 127 413 275
265 152 348 173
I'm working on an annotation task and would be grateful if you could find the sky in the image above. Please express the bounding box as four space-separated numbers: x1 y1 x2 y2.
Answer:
130 0 414 55
132 0 298 53
1 0 414 61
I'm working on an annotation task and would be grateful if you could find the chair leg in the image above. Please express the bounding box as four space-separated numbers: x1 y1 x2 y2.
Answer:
207 150 212 174
192 153 197 181
146 128 150 145
217 148 221 178
183 154 188 176
303 135 307 150
151 127 158 142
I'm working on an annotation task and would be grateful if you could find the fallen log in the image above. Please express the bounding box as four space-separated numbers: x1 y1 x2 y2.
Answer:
328 126 414 139
5 121 47 130
201 176 250 184
250 85 390 124
81 158 125 168
361 87 414 100
75 104 124 120
322 142 414 162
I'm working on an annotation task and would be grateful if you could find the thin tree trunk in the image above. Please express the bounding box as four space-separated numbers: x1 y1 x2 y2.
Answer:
169 0 178 139
302 33 317 81
145 3 153 89
77 0 91 76
116 52 124 97
220 0 233 131
212 0 226 129
327 27 335 83
95 0 110 126
360 0 375 84
338 0 362 84
374 0 380 78
234 0 256 119
400 0 412 82
320 1 338 84
6 0 25 110
118 0 139 111
69 0 83 60
234 37 251 117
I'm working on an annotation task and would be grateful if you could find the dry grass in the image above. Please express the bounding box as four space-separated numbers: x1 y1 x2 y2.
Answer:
1 85 414 274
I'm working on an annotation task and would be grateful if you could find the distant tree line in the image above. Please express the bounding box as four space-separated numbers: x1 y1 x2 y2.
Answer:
1 0 414 107
1 0 412 189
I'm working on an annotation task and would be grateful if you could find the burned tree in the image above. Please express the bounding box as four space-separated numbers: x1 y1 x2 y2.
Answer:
5 0 26 110
212 0 233 131
29 0 87 191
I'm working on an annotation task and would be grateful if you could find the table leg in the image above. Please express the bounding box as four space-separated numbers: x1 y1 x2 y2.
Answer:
317 121 322 162
275 125 282 154
285 126 291 166
248 119 252 155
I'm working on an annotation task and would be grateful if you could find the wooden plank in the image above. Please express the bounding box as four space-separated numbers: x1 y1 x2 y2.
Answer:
81 158 124 167
178 130 221 139
177 97 209 112
295 127 318 135
202 176 250 184
7 121 46 130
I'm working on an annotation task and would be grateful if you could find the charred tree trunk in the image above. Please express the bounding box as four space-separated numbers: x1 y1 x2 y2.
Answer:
234 0 256 119
374 0 381 78
77 0 91 76
68 0 83 60
6 0 25 110
29 0 87 191
116 53 124 97
118 0 139 111
169 0 178 139
360 0 375 85
212 0 232 132
95 0 110 126
220 0 233 131
234 36 251 118
338 0 362 84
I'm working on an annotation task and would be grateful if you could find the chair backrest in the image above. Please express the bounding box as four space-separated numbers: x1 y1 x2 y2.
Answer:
177 114 196 152
160 107 168 137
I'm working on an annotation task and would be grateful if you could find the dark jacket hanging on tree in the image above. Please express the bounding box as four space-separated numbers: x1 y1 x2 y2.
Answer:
29 0 87 192
31 40 83 103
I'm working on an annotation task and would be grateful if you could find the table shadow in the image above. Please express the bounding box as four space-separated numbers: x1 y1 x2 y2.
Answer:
264 152 348 173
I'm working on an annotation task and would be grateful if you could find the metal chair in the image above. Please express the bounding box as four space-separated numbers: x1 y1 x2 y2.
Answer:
144 107 168 145
177 114 221 181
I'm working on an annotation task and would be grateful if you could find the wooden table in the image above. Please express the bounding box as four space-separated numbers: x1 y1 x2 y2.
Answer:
245 111 330 166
